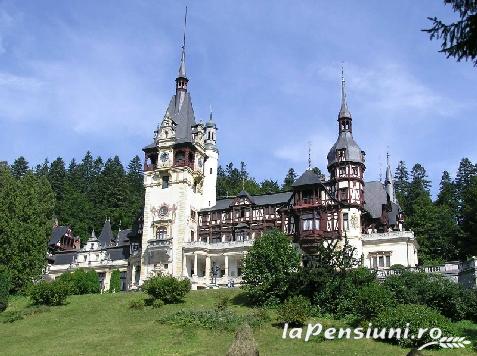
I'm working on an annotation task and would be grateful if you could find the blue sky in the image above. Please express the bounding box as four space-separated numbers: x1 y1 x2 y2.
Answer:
0 0 475 195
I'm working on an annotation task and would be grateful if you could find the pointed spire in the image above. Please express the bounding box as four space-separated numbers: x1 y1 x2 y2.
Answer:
209 104 213 121
385 151 396 203
178 6 188 78
339 64 351 119
307 141 312 170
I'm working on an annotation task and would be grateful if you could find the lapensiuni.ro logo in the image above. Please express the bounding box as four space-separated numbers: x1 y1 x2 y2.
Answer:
282 323 472 350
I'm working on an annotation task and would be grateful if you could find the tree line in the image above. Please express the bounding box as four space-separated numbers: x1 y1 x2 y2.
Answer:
7 152 144 243
394 158 477 264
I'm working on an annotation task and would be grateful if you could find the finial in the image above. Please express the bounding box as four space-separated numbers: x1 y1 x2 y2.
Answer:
386 151 390 166
242 175 245 191
178 6 188 78
209 104 213 121
308 141 312 170
339 62 351 119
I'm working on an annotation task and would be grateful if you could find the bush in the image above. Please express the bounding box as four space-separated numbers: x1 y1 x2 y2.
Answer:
242 229 301 305
0 266 11 312
339 282 395 321
109 270 121 293
372 304 456 348
384 271 477 322
142 275 191 304
128 297 145 310
214 292 231 311
29 280 68 306
158 308 268 331
152 299 165 309
57 269 100 295
278 295 311 326
309 268 377 318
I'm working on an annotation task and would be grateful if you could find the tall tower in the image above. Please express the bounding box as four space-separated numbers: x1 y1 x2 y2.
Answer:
326 68 366 258
203 109 218 208
140 9 218 282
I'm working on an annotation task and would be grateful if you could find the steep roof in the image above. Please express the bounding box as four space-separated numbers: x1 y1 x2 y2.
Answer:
49 226 68 246
116 229 132 246
364 181 387 219
99 220 114 247
165 92 196 144
327 131 364 168
292 170 323 187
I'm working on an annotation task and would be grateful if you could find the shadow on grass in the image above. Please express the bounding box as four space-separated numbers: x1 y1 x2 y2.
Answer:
231 291 252 307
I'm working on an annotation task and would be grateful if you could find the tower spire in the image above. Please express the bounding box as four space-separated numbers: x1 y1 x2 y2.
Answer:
307 141 312 170
178 6 188 78
339 64 351 119
385 150 396 203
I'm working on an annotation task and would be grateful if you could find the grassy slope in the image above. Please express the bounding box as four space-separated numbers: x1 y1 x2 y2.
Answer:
0 289 475 355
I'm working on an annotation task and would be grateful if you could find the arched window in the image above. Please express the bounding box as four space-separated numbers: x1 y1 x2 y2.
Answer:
174 150 185 165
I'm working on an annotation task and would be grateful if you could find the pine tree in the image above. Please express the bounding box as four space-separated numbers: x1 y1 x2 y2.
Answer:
461 176 477 257
0 167 54 291
259 179 280 194
126 155 144 228
283 168 297 191
394 161 410 205
10 156 29 179
455 158 477 212
34 158 49 177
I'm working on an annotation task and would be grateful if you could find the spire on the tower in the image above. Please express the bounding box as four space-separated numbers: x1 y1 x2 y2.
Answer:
307 141 312 170
339 64 351 119
385 151 396 203
178 6 188 78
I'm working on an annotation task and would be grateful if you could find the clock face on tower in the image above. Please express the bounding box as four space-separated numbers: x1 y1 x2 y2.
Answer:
160 152 169 162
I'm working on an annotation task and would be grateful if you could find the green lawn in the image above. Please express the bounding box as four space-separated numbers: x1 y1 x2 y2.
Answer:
0 289 475 355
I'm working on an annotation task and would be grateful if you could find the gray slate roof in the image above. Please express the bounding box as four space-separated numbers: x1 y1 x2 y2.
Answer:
49 226 68 246
53 251 77 265
364 181 387 219
327 131 364 168
116 229 132 246
99 220 114 247
165 92 196 144
201 191 292 212
292 170 323 187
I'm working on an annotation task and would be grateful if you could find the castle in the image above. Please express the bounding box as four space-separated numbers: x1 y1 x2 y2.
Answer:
45 19 420 291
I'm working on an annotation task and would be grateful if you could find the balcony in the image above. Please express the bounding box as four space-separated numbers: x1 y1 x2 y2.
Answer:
362 231 414 241
294 198 321 208
147 238 172 250
184 240 253 250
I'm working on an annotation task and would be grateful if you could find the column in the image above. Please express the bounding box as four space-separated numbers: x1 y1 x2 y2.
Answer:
205 256 211 280
183 254 187 276
193 253 198 277
225 255 229 277
131 265 136 286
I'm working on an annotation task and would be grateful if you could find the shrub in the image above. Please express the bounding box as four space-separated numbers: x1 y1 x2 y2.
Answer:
278 295 311 326
158 308 268 331
128 297 145 310
0 266 11 312
227 323 259 356
58 269 100 295
29 280 68 306
372 304 456 348
109 270 121 293
142 275 191 304
152 299 165 309
339 282 395 321
214 292 231 311
384 271 477 322
242 229 301 305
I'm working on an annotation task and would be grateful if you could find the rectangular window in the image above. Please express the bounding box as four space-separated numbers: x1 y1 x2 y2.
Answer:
386 255 391 267
302 219 313 231
156 227 167 240
190 210 196 221
378 256 384 267
190 230 195 241
162 176 169 189
343 213 349 231
372 256 377 268
210 167 213 174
